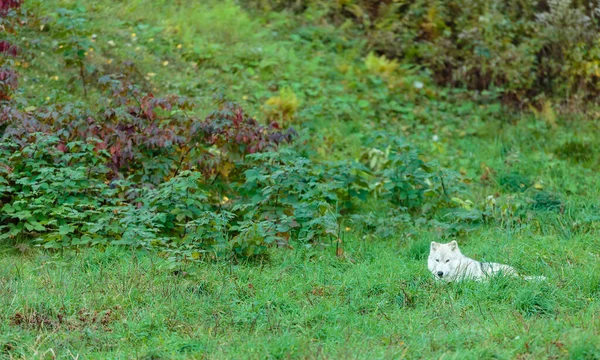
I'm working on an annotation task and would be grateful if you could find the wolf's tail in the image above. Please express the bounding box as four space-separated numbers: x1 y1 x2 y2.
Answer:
522 275 547 281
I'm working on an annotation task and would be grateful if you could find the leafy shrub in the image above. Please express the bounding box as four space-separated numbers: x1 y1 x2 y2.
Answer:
0 132 289 255
51 7 95 96
263 86 300 123
236 138 462 244
0 0 22 16
195 97 296 180
0 96 466 259
236 150 341 245
0 69 297 257
364 52 398 79
179 211 234 256
0 0 22 101
361 134 459 214
0 135 117 246
349 208 411 239
136 171 209 235
1 76 294 184
0 41 19 57
0 67 18 101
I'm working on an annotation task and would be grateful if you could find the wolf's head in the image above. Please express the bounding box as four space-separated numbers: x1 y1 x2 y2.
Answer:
428 240 463 281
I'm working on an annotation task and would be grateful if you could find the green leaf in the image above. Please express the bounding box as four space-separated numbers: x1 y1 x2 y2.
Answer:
59 224 73 235
72 235 92 245
27 221 46 232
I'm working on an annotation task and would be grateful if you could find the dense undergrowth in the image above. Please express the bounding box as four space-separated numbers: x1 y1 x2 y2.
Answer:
246 0 600 105
1 3 454 257
2 0 600 260
2 0 464 259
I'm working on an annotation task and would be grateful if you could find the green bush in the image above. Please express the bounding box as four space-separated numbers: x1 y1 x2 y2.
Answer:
0 129 464 258
0 135 117 246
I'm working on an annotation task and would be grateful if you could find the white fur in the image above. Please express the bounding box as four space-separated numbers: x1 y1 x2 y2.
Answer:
427 241 546 282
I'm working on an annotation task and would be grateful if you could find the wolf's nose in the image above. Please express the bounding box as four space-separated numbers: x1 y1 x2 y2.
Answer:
437 271 444 277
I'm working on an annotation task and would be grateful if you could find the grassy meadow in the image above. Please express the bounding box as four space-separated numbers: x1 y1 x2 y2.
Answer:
1 231 599 359
1 0 600 358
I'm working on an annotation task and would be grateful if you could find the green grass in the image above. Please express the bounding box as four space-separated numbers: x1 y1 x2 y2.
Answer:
4 0 600 358
1 230 599 359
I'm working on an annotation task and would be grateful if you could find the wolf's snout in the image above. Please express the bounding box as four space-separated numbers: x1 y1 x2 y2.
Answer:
437 271 444 277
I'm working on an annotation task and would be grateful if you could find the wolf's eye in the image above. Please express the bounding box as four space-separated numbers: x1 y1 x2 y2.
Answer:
445 259 450 263
436 259 439 262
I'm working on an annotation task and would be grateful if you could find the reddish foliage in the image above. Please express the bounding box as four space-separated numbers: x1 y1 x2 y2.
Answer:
0 0 21 13
198 102 296 155
0 41 19 57
190 101 296 177
0 0 22 101
1 77 295 184
0 5 294 184
0 67 18 101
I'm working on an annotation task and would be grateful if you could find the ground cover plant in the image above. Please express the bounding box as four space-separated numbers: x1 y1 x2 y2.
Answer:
1 0 600 358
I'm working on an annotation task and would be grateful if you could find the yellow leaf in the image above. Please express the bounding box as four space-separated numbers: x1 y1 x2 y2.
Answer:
218 162 235 178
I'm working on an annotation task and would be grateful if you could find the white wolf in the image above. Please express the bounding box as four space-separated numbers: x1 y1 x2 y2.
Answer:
428 241 546 282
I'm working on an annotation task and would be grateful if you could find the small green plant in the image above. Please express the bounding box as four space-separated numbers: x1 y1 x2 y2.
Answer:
362 135 459 214
498 171 532 193
555 140 594 163
531 191 563 212
137 171 209 235
263 86 300 123
52 7 94 97
364 52 398 79
237 150 341 245
514 285 555 316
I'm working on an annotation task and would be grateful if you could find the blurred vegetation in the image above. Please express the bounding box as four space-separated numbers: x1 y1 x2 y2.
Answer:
245 0 600 106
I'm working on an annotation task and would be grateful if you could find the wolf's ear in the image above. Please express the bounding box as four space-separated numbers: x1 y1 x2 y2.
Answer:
430 241 439 251
449 240 458 251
